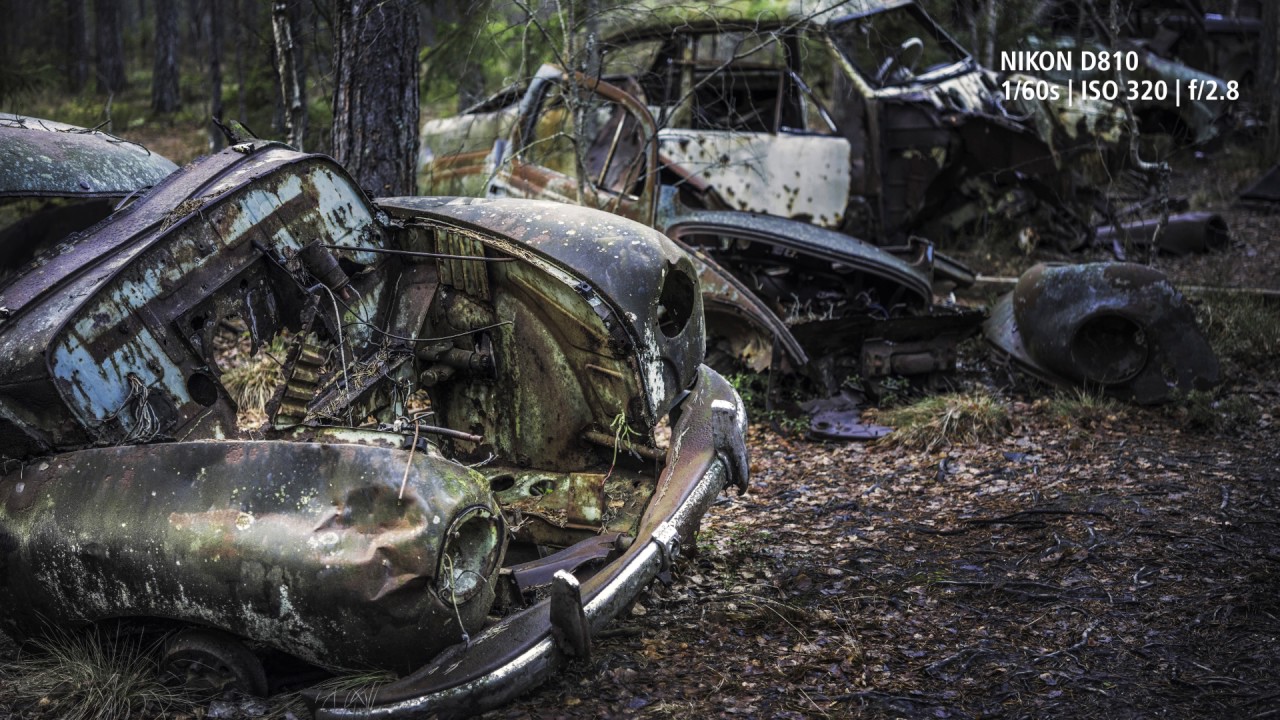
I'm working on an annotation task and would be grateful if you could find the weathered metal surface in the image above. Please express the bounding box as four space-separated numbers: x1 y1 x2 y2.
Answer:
0 134 748 714
0 114 177 197
420 59 988 407
423 0 1155 256
0 438 502 673
1024 36 1227 144
1238 164 1280 206
657 130 852 227
984 262 1220 404
0 145 383 457
378 195 702 421
1095 211 1229 256
663 208 984 393
308 365 746 718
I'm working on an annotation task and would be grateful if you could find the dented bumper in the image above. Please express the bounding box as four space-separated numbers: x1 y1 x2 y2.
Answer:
308 364 747 718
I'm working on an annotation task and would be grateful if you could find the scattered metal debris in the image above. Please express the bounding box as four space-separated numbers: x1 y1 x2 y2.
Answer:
1237 163 1280 206
1095 211 1229 257
984 262 1220 404
0 118 747 717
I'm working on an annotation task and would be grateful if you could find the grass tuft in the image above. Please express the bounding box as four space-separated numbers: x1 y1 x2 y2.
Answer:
0 627 199 720
1044 387 1124 428
305 669 398 710
219 335 289 419
874 392 1010 452
1196 293 1280 375
1167 389 1262 433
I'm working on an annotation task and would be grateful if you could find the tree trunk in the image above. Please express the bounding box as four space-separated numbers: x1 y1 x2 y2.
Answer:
206 0 224 151
152 0 180 113
66 0 89 93
1264 0 1280 161
94 0 127 94
272 0 308 150
982 0 997 69
233 0 245 121
331 0 420 197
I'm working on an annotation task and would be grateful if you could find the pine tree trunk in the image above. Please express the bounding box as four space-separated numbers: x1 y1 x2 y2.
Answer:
331 0 419 197
152 0 180 113
207 0 223 150
94 0 127 94
272 0 307 150
233 0 245 121
1264 1 1280 161
67 0 89 93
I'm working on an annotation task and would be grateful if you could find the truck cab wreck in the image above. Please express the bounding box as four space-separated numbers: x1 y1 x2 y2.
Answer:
0 120 747 717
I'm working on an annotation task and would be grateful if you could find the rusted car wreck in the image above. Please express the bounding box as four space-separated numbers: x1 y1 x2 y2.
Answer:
0 117 748 716
418 0 1173 430
424 0 1152 252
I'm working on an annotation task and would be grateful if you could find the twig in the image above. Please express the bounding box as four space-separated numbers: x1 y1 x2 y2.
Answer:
398 419 421 500
1034 623 1098 663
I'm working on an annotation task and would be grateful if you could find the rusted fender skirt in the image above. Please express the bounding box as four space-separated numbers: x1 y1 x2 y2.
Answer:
308 364 748 718
984 262 1219 404
0 439 503 674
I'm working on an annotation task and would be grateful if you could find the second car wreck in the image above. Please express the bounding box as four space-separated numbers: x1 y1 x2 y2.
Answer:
0 119 747 717
422 60 989 437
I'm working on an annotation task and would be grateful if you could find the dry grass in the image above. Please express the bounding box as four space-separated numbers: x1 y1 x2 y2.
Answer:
304 669 398 711
218 334 289 425
1044 387 1125 428
0 627 199 720
873 392 1010 452
1196 292 1280 375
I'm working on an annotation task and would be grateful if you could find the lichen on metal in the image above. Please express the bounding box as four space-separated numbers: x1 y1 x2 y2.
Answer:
0 114 177 197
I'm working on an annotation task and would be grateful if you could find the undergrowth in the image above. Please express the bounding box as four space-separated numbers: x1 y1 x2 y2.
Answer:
1044 387 1125 428
1196 293 1280 376
0 627 198 720
874 392 1010 452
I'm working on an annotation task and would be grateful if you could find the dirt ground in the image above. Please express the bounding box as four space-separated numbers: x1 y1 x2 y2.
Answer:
484 412 1278 719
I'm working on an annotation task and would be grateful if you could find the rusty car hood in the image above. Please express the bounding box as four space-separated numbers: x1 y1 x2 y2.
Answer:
0 114 177 198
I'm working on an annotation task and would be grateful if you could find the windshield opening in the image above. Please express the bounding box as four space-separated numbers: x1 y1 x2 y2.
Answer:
830 5 968 88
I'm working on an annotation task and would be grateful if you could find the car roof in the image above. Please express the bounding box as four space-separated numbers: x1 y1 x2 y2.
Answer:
599 0 914 46
0 114 178 198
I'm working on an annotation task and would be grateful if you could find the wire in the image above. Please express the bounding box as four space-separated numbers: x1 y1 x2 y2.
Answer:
321 244 514 262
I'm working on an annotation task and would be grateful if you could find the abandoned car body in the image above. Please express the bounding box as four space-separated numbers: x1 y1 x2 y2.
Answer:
422 62 986 424
423 0 1150 254
0 120 748 716
984 262 1220 404
0 114 178 278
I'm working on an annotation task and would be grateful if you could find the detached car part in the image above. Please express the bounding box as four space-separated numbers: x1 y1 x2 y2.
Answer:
984 262 1219 404
1094 211 1229 257
0 122 747 717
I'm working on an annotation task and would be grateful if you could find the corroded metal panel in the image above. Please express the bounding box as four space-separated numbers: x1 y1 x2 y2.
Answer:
657 130 852 227
0 114 177 197
0 438 501 673
984 262 1220 404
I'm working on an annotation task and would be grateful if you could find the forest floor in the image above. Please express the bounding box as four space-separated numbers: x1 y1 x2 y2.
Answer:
480 136 1280 719
0 125 1277 719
